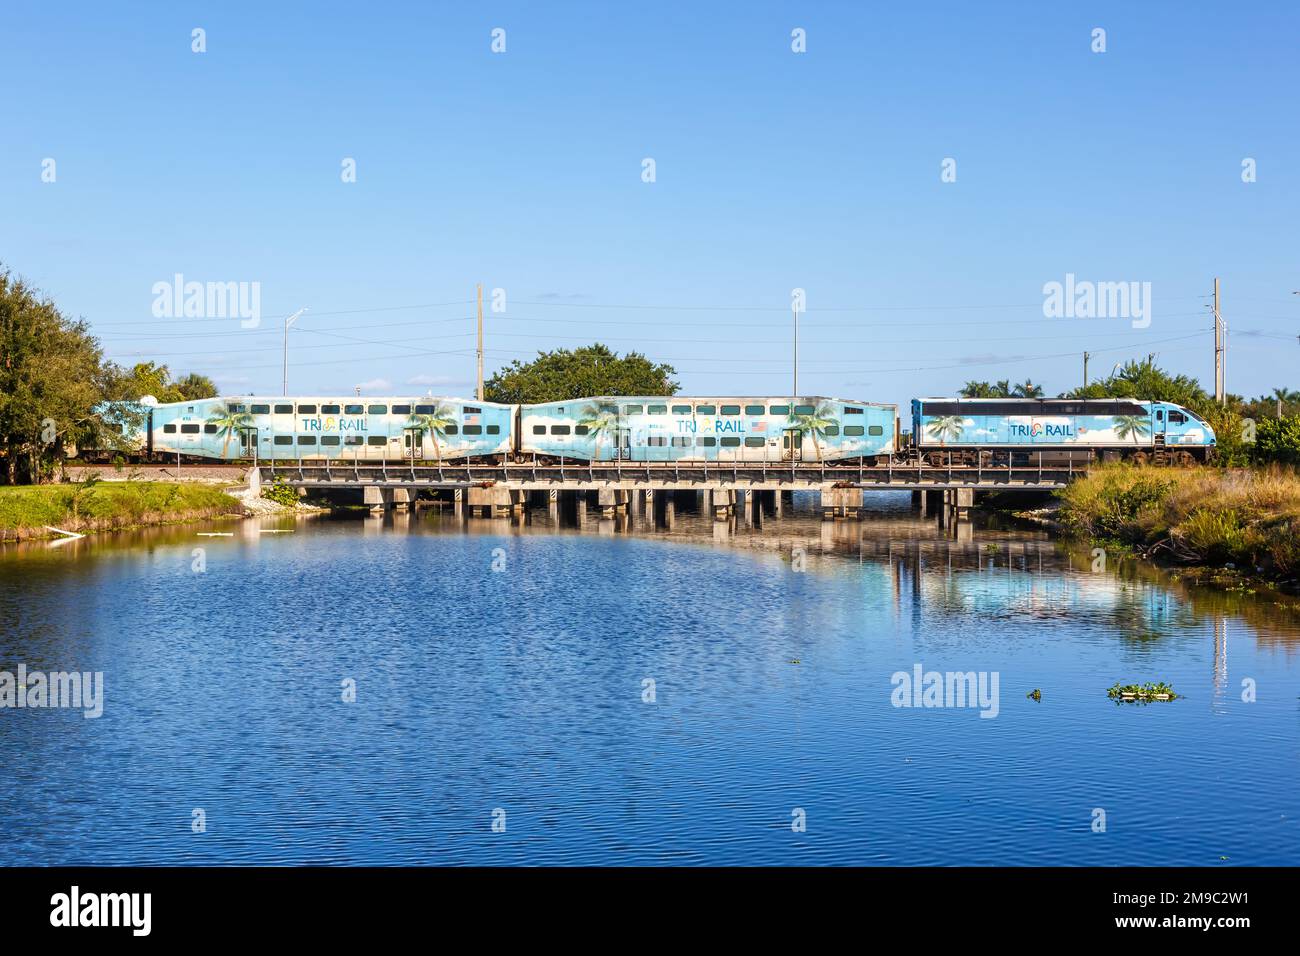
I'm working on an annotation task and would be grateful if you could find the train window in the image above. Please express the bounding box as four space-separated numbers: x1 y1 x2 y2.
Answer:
203 424 218 434
599 404 617 414
647 436 667 447
344 436 364 445
487 425 500 434
463 425 482 435
623 404 643 415
532 425 546 435
273 436 293 445
1156 410 1164 421
322 404 340 414
698 437 716 447
745 405 765 416
251 404 270 414
574 425 589 435
163 424 177 433
367 436 386 446
1169 412 1187 424
720 436 741 447
794 404 815 415
696 405 716 415
844 406 863 415
368 405 387 415
321 436 340 446
672 405 692 414
298 436 316 445
823 425 840 436
391 404 410 414
298 404 317 414
868 425 884 436
414 405 435 414
744 437 765 447
770 405 790 415
464 406 481 414
551 425 571 435
648 405 667 414
443 424 458 435
345 404 364 415
844 426 865 436
274 404 293 414
229 404 245 413
719 405 740 415
671 437 692 447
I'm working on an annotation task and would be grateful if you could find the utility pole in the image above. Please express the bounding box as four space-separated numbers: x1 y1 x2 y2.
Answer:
1213 277 1224 406
281 308 307 396
792 302 799 396
1083 351 1090 390
476 284 485 402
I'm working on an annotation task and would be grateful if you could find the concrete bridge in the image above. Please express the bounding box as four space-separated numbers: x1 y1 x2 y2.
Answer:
254 458 1083 521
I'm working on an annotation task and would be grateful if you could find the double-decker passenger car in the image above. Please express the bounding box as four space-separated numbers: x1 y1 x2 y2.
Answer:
518 396 897 463
911 397 1215 465
137 395 515 462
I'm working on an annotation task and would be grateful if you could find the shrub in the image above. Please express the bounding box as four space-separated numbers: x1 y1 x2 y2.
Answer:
260 477 300 508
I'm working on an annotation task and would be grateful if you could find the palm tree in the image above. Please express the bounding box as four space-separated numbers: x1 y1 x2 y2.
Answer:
206 404 255 457
1012 379 1044 398
787 402 837 461
406 404 457 460
577 404 618 460
1113 414 1151 445
926 415 966 446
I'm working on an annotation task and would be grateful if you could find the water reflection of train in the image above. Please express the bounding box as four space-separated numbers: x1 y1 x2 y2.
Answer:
85 393 1215 466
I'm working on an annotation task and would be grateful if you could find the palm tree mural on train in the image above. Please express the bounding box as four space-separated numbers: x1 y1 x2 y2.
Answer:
787 402 837 461
926 415 966 447
1113 414 1151 446
577 404 618 460
205 404 255 457
405 404 457 460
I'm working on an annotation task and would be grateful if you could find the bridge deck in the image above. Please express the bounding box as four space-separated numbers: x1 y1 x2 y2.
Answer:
261 460 1086 491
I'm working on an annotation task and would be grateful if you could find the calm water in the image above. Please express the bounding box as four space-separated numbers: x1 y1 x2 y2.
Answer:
2 492 1298 865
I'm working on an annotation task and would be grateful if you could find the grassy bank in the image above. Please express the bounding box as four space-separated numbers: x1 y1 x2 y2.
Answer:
0 481 241 541
1057 465 1300 584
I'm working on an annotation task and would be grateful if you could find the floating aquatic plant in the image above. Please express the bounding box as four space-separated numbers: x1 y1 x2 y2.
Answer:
1107 681 1178 704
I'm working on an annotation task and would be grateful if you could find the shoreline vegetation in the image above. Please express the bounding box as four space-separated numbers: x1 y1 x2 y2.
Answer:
1052 464 1300 592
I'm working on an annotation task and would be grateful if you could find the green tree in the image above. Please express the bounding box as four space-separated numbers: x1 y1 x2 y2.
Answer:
959 380 1012 398
484 344 678 404
926 415 966 446
0 269 108 483
176 372 218 400
1012 379 1044 398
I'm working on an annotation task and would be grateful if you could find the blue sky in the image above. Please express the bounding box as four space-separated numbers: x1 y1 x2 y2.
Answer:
3 1 1297 407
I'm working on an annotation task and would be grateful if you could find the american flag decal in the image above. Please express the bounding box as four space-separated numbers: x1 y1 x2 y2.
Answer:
464 414 479 425
753 422 767 432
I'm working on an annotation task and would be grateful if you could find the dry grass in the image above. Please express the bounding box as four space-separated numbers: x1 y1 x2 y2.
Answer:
1058 464 1300 579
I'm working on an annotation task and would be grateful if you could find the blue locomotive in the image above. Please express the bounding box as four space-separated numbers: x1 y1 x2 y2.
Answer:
911 397 1216 465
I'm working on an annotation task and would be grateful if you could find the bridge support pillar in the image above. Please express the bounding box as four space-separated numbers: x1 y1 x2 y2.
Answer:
364 486 394 513
922 489 943 517
911 490 922 510
248 467 262 497
547 488 560 520
467 485 511 518
391 487 411 511
598 488 628 517
453 488 464 517
820 485 863 520
711 488 735 520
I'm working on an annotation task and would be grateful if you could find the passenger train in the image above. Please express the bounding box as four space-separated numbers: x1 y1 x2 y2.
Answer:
88 391 1215 465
